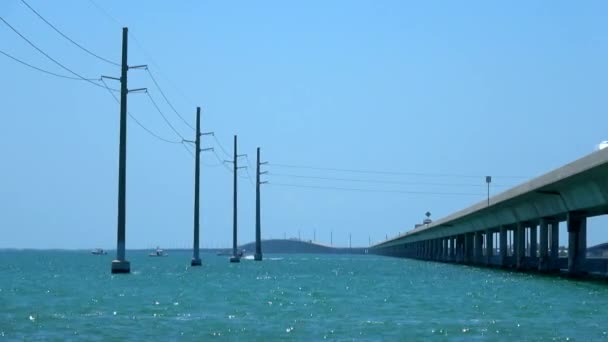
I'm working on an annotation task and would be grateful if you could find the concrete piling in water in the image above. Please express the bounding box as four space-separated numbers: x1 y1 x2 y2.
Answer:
538 219 549 272
515 223 525 270
486 230 493 266
474 232 482 264
499 226 508 267
567 212 587 276
550 221 560 271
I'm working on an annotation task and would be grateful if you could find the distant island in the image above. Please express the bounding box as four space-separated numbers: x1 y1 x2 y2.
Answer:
207 239 368 255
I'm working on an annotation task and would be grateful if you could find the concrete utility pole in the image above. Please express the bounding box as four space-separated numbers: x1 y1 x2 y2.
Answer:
254 147 268 261
230 135 240 263
229 135 247 263
191 107 202 266
110 27 146 274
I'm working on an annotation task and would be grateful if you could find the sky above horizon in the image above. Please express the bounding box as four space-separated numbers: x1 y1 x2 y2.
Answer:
1 0 607 249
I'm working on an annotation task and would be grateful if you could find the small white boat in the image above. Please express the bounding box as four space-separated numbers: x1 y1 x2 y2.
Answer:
91 248 107 255
149 247 168 257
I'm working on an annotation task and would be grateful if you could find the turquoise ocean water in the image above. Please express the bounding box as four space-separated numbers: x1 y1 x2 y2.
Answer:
1 250 608 340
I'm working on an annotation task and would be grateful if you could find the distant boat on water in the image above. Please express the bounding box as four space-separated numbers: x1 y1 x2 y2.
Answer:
91 248 107 255
149 247 168 257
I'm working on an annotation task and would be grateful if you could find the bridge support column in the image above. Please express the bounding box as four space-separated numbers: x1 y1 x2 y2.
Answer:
458 235 466 263
473 231 482 264
539 219 549 272
454 237 459 262
530 223 538 259
567 213 587 276
421 241 425 259
516 222 525 270
448 237 456 262
486 230 493 266
441 238 447 261
550 222 559 270
464 233 473 264
434 239 441 260
499 226 507 267
422 241 427 260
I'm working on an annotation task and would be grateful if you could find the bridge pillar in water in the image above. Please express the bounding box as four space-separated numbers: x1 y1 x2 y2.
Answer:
516 222 525 270
422 241 426 259
538 219 550 272
486 230 493 266
448 237 456 262
499 226 507 267
464 233 473 264
441 238 447 261
434 239 440 260
567 212 587 276
529 223 538 259
550 221 559 270
473 231 483 264
421 241 425 259
457 235 466 263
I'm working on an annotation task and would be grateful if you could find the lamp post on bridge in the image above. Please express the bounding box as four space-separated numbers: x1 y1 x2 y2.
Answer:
486 176 492 207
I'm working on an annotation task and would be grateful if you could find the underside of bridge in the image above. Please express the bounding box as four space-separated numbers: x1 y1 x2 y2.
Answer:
372 149 608 278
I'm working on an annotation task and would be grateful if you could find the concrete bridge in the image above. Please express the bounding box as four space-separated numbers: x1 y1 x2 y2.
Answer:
371 148 608 277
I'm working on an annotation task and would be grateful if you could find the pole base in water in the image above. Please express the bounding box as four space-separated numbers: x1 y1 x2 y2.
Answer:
254 253 263 261
229 256 241 263
191 258 202 266
111 260 130 274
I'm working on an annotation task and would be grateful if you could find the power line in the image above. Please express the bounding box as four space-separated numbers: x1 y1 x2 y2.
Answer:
268 172 509 188
182 142 195 157
20 0 120 67
211 148 233 173
212 134 232 158
127 30 195 106
0 16 110 91
87 0 121 26
202 158 222 167
244 154 255 170
267 183 484 196
182 141 223 166
100 78 181 144
0 49 100 81
268 163 529 180
244 168 255 187
145 68 194 130
145 91 186 141
86 1 196 109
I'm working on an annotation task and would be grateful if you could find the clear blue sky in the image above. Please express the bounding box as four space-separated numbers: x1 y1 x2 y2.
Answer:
1 1 607 249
